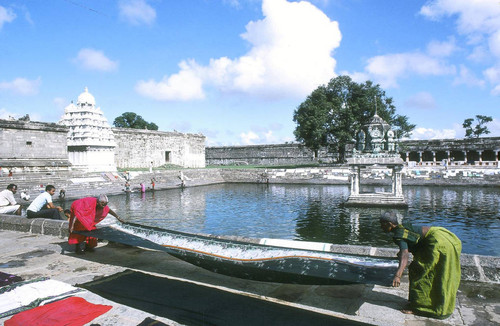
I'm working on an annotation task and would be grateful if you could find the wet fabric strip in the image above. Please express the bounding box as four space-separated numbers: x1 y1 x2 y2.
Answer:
76 223 398 285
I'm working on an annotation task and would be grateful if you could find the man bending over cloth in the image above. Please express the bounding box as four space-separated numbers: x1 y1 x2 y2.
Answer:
68 194 124 254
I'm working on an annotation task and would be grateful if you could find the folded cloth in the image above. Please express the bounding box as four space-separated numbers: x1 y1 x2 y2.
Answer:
0 272 23 287
0 278 82 318
4 296 112 326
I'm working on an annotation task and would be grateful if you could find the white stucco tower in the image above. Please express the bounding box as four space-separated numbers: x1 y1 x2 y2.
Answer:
59 87 116 171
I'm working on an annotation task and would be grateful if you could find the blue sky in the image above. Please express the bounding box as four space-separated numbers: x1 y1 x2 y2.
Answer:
1 0 499 146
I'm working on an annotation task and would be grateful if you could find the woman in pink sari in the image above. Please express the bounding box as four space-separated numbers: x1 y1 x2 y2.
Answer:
68 194 123 254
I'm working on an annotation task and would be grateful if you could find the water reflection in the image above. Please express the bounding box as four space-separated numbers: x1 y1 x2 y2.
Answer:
65 184 499 257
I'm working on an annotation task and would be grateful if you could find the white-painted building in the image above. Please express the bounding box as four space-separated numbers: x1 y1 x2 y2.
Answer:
59 87 117 172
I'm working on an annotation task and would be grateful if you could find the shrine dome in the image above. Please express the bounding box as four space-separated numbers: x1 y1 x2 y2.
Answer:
77 87 96 106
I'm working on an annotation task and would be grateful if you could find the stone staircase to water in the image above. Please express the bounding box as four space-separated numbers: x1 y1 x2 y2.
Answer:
1 169 226 205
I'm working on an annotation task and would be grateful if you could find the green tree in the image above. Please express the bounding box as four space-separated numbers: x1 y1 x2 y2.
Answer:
462 115 492 139
293 75 415 162
113 112 158 130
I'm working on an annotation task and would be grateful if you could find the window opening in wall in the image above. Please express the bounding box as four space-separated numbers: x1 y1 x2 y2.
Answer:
26 141 32 146
165 151 171 163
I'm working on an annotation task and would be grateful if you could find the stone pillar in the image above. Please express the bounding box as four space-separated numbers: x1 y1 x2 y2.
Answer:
405 152 410 163
395 166 403 197
432 151 436 165
495 150 499 165
418 151 423 165
349 166 358 196
391 167 396 195
350 166 360 195
446 150 451 165
478 150 483 163
463 150 467 164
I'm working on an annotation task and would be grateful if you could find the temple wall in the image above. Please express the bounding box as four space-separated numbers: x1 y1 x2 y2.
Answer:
0 119 70 168
206 144 337 166
113 128 206 169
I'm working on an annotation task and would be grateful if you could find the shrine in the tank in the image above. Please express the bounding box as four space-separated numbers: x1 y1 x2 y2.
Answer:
345 111 407 207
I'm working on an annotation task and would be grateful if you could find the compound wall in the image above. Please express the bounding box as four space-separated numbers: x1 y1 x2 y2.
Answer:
113 128 206 169
0 119 70 169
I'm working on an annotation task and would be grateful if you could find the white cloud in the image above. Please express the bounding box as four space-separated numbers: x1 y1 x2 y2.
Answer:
483 64 500 94
135 60 205 101
0 6 16 30
350 1 500 92
419 0 500 35
136 0 341 101
0 77 41 95
419 0 500 93
119 0 156 26
222 0 242 8
468 45 489 62
73 48 118 72
404 92 437 110
453 64 485 87
426 37 458 57
240 131 259 145
363 52 455 88
489 30 500 58
410 127 457 140
491 84 500 96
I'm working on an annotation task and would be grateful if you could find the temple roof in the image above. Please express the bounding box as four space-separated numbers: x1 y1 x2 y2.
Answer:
58 87 115 147
77 87 96 106
365 113 390 131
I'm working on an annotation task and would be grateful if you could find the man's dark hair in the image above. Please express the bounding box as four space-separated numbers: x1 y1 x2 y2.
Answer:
7 184 17 191
45 185 56 192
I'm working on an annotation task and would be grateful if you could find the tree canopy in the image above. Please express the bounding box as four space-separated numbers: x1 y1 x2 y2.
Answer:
462 115 492 139
113 112 158 130
293 75 415 162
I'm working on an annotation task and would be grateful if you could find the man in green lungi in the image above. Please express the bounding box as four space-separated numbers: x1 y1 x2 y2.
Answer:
379 211 462 319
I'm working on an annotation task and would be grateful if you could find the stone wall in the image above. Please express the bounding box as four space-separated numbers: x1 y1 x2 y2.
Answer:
206 143 337 166
400 136 500 151
0 119 70 169
113 128 206 169
207 138 500 167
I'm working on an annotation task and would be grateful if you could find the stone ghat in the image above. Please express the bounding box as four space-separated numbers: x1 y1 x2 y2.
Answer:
0 214 498 284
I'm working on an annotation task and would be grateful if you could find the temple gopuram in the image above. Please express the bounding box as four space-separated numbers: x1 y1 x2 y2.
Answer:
59 87 117 172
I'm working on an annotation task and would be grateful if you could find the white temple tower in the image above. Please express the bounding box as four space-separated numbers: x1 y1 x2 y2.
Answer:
59 87 116 171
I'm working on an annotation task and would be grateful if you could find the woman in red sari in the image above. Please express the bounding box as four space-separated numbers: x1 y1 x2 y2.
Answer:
68 194 123 254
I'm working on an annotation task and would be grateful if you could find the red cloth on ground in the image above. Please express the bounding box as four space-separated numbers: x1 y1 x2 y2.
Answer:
4 296 112 326
68 197 110 246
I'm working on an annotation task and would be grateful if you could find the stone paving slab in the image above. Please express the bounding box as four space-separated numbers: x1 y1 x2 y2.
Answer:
0 228 499 325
